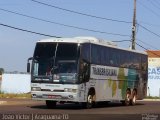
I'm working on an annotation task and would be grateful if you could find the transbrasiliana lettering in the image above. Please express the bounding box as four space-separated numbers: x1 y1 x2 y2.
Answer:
92 67 117 76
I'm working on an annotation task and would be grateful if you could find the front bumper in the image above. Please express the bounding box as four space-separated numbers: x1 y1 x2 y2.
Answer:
31 91 79 102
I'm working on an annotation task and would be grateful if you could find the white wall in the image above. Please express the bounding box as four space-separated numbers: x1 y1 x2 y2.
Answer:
1 73 31 93
148 58 160 97
147 79 160 97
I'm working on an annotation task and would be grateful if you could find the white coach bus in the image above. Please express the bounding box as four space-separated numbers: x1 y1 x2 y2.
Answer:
27 36 148 109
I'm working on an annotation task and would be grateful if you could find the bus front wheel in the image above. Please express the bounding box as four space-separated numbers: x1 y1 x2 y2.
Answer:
82 95 93 109
82 93 95 109
46 100 56 109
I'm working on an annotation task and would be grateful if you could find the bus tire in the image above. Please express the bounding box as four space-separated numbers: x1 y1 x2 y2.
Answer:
122 89 131 106
46 100 56 109
82 92 95 109
131 89 137 105
82 94 93 109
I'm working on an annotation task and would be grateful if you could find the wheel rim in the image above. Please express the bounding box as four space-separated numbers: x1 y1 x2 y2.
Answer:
126 94 130 101
133 96 136 103
87 95 93 108
132 90 137 105
132 94 137 105
88 95 92 104
125 93 130 105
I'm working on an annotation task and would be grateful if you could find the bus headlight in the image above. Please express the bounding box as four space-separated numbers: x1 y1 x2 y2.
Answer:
31 87 41 91
64 88 72 92
72 89 77 93
64 88 77 93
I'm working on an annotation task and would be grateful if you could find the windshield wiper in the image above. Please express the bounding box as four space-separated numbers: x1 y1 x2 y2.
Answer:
49 43 59 74
53 43 58 69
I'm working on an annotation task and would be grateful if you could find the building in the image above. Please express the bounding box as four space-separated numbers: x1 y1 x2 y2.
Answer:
146 50 160 97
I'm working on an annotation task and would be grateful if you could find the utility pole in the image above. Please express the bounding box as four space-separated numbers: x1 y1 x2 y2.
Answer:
132 0 136 50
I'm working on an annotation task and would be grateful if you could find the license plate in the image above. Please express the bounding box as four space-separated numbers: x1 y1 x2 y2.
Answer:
43 95 61 99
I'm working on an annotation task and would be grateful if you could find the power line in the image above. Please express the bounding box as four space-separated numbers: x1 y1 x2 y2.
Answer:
147 0 160 10
138 0 160 18
0 22 132 44
154 0 160 6
138 24 160 39
0 22 61 38
137 38 159 50
113 38 160 52
0 8 130 37
135 42 148 51
31 0 132 24
112 39 160 57
1 22 160 57
136 42 160 57
112 40 131 42
139 21 160 28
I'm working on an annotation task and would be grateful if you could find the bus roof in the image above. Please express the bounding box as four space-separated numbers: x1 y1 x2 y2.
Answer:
37 36 147 55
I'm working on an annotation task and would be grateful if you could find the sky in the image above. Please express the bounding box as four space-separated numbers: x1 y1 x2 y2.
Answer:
0 0 160 72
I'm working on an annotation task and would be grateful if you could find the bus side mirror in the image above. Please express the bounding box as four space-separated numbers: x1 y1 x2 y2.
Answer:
27 62 30 73
27 57 33 73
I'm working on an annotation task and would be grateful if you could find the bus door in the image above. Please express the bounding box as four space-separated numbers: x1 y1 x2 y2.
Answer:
79 60 90 101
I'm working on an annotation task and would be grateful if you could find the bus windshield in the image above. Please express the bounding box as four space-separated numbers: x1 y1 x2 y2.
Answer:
58 60 77 73
32 42 79 84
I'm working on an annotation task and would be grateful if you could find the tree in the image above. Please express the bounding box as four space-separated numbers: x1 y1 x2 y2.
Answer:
0 68 4 75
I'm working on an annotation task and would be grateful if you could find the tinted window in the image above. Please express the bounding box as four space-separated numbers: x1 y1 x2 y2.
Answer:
81 43 90 62
91 44 100 64
57 43 78 59
34 43 56 58
89 43 146 70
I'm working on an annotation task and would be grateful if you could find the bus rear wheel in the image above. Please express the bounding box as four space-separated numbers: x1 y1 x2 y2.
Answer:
46 100 56 109
122 89 131 106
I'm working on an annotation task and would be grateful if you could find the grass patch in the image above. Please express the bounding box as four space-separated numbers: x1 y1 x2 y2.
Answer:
0 91 4 94
145 96 160 99
0 93 31 98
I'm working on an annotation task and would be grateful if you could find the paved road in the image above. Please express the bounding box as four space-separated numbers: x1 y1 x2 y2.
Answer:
0 98 160 120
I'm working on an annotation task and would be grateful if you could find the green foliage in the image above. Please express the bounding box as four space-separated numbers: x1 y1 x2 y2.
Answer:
145 96 160 99
0 91 4 94
0 93 31 98
0 68 4 75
